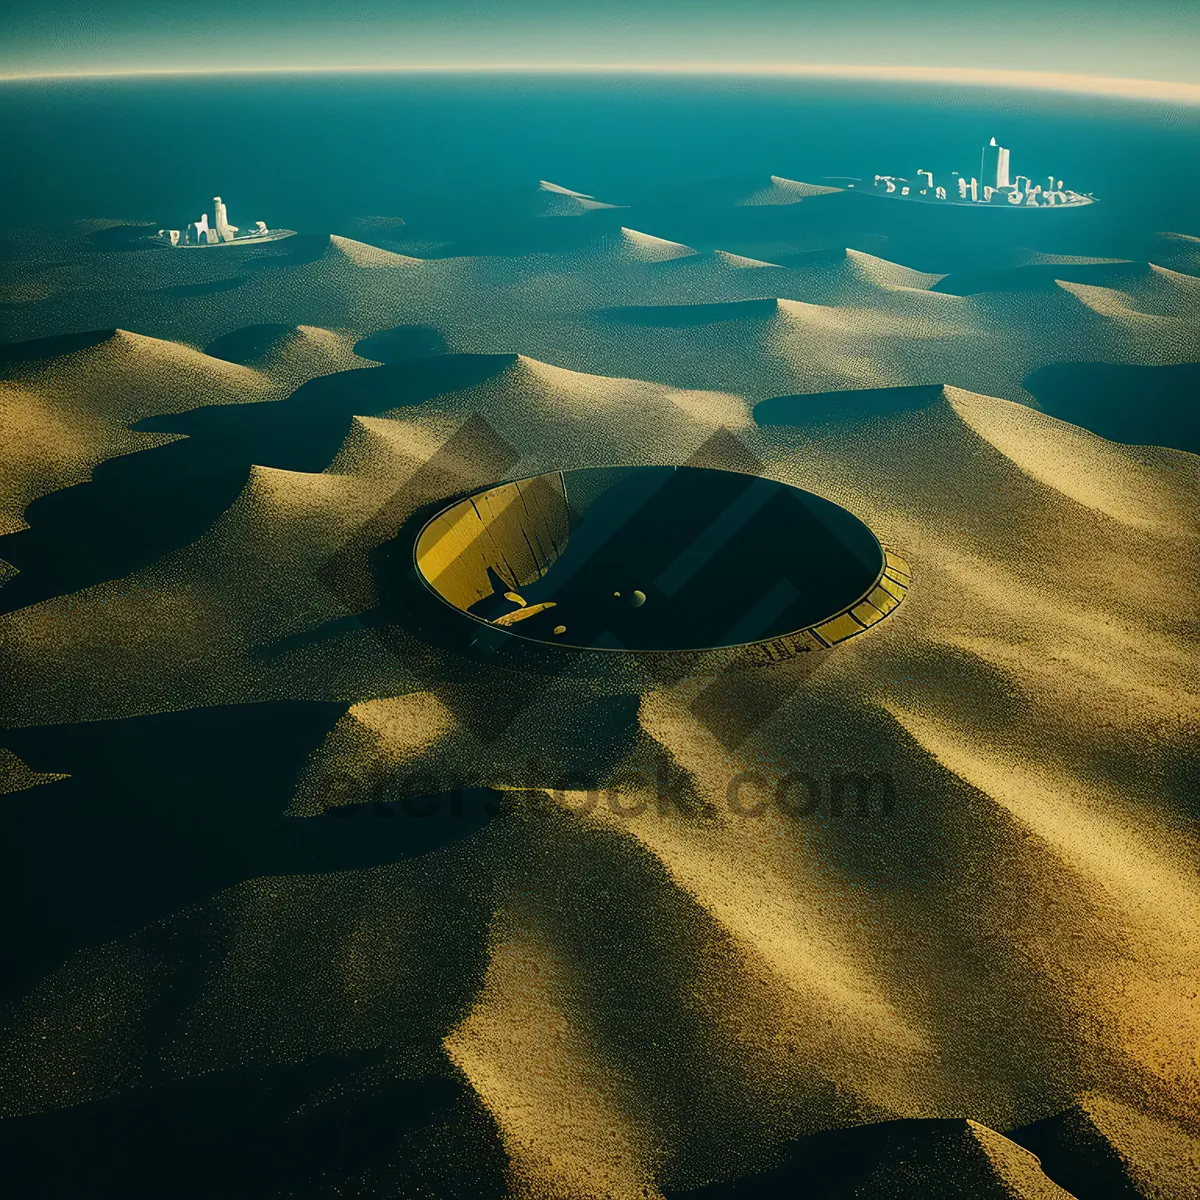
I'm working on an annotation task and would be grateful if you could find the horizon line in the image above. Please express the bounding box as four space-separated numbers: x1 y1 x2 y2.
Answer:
1 62 1199 104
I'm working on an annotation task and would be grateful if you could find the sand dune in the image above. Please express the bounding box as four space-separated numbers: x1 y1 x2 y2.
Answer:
0 748 67 795
737 176 844 206
1150 230 1200 276
0 329 271 537
1056 262 1200 321
326 234 426 268
424 353 752 463
3 179 1200 1199
1011 1091 1200 1200
944 384 1197 531
838 246 946 291
658 250 786 275
205 322 375 388
712 249 783 268
1019 250 1132 267
3 210 1195 416
853 1119 1075 1198
537 179 626 216
614 227 699 263
1 361 1197 1197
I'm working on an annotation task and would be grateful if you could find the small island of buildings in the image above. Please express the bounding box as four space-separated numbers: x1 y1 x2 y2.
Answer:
152 196 296 247
852 138 1095 208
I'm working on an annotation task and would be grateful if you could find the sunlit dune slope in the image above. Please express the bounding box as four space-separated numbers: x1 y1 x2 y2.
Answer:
0 330 269 536
537 180 627 216
327 234 427 269
2 222 1196 410
852 1119 1076 1198
1150 231 1200 276
737 176 844 206
0 326 378 543
0 351 1196 1198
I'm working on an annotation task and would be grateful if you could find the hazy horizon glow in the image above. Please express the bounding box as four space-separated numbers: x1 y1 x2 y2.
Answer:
2 63 1199 106
2 0 1197 90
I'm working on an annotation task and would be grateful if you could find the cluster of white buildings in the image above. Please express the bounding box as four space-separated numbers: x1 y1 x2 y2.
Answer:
869 138 1094 208
155 196 285 247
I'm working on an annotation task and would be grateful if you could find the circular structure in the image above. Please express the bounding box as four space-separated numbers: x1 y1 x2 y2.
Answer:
414 466 910 662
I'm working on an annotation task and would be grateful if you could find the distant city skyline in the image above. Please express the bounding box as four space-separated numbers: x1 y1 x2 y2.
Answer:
2 0 1198 95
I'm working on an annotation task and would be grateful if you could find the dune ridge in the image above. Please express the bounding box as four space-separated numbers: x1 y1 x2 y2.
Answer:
737 176 844 206
327 234 426 268
0 330 271 537
2 184 1199 1198
616 227 698 263
538 179 626 216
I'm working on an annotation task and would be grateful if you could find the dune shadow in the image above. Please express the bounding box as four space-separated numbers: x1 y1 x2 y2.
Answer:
593 298 778 328
205 321 304 363
0 1053 510 1199
1025 360 1200 455
933 259 1147 296
666 1112 1121 1198
82 224 160 253
755 384 945 427
158 276 249 298
0 354 515 613
0 701 504 1002
355 323 448 362
0 328 116 367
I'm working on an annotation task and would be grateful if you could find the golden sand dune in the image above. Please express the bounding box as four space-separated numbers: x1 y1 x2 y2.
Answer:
1 247 1198 1195
614 227 699 263
945 385 1198 530
1014 1091 1200 1200
0 326 381 545
1019 250 1132 267
658 274 1198 398
779 246 947 297
653 247 938 302
656 250 787 277
737 176 844 206
537 179 627 216
0 748 67 795
712 249 784 268
326 234 426 268
1056 263 1200 322
0 330 270 536
415 353 752 466
854 1120 1076 1198
206 322 378 391
1151 230 1200 276
4 218 1196 415
0 363 1197 1197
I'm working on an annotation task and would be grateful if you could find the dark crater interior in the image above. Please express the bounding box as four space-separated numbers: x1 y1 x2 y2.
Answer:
420 465 884 652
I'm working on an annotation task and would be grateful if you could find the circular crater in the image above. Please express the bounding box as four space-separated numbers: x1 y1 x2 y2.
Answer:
414 466 909 661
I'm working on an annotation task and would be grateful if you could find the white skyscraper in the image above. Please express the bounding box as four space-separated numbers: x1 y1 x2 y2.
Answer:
213 196 238 243
981 137 1011 190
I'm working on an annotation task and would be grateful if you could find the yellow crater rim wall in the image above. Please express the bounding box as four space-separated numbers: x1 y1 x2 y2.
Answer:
413 467 910 661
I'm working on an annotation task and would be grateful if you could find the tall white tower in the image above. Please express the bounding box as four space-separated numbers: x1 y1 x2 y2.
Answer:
981 137 1011 190
213 196 238 243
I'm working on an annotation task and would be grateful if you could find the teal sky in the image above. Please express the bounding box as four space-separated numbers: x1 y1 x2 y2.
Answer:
2 0 1196 83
